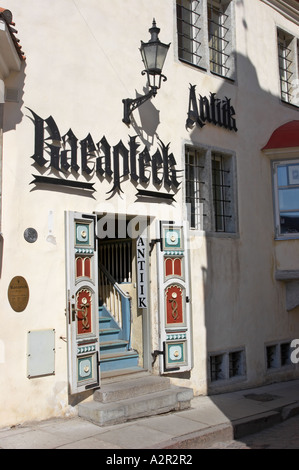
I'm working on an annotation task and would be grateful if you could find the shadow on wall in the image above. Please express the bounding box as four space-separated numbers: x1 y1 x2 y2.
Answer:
186 51 299 403
156 43 299 422
129 86 161 147
0 62 26 277
3 60 26 132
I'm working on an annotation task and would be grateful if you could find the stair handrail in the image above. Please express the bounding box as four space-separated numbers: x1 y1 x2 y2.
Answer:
98 261 132 348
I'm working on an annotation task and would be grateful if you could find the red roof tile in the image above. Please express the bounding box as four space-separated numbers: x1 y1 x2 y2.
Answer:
0 7 25 60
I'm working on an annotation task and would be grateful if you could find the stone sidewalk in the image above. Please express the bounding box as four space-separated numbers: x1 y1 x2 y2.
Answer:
0 379 298 449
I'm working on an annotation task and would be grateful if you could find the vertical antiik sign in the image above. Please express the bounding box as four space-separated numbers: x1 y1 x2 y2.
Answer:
136 232 148 309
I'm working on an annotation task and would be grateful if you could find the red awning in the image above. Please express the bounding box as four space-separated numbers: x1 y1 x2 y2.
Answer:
262 121 299 150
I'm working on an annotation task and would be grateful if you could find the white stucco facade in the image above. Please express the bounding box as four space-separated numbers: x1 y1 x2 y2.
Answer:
0 0 299 427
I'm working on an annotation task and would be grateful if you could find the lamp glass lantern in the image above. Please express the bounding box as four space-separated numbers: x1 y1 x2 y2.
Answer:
140 19 170 91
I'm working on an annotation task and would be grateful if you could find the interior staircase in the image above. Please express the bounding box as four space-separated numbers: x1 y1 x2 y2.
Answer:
99 305 140 376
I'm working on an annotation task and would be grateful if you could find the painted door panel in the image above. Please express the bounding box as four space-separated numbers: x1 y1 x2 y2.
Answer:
65 211 100 394
157 220 192 373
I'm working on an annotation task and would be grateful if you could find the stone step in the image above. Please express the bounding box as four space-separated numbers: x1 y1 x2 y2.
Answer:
94 375 171 403
78 385 194 426
100 367 148 381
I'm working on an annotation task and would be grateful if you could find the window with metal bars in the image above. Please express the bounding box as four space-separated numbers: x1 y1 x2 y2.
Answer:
277 29 294 104
185 146 236 233
266 341 293 370
210 354 224 381
266 345 277 369
176 0 234 78
185 147 205 229
208 0 230 76
209 349 246 382
280 342 291 366
229 350 244 377
176 0 203 68
212 152 232 232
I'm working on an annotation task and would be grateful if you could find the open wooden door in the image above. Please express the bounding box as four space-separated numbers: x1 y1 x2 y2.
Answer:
65 211 100 394
157 220 193 374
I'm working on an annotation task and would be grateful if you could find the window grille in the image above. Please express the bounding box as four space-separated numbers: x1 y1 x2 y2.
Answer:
210 354 224 381
210 349 246 382
280 342 291 366
208 0 230 76
185 147 205 229
176 0 203 67
212 152 232 232
266 342 293 370
266 345 277 369
277 29 293 103
229 350 243 377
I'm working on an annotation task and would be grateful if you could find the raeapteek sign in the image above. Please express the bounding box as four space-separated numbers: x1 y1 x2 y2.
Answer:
186 84 237 132
27 108 181 197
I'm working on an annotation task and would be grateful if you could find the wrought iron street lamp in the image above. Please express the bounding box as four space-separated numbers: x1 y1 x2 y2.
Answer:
122 19 170 125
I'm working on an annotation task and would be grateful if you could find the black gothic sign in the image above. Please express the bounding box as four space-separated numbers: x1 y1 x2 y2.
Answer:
27 108 181 197
186 85 237 132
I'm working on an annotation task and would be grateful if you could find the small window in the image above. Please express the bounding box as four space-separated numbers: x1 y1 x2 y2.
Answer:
229 350 244 377
280 342 291 366
272 160 299 238
266 344 278 369
210 354 225 381
266 341 293 370
209 348 246 383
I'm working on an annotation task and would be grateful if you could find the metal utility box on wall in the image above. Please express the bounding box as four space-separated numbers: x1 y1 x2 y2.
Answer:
27 329 55 378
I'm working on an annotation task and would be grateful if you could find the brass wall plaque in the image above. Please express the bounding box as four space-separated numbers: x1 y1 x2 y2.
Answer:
8 276 29 312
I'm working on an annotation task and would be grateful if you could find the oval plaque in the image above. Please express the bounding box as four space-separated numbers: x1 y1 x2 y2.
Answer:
8 276 29 312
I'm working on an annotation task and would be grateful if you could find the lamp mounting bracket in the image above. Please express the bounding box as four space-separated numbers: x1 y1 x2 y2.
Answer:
122 87 156 125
